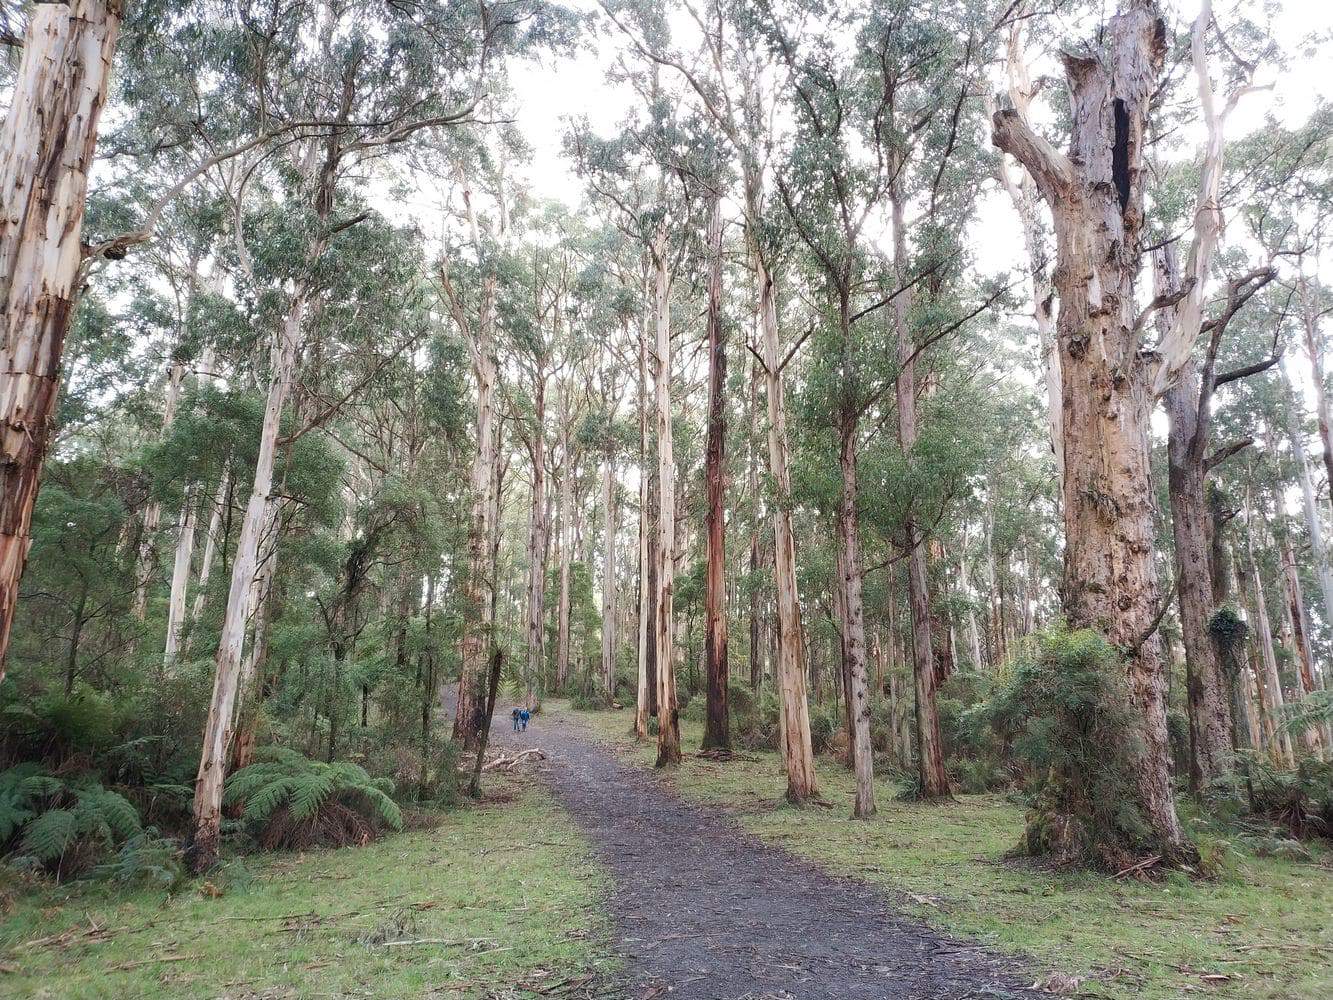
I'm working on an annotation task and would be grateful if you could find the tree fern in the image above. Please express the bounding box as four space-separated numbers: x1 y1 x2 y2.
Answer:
1 765 145 874
20 808 78 862
224 748 402 850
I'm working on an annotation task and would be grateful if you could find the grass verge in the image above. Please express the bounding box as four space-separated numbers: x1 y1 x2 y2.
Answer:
560 700 1333 1000
0 773 609 999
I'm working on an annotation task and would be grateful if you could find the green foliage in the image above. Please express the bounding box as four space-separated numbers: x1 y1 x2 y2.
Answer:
90 830 185 888
983 625 1157 869
224 747 403 851
1237 752 1333 842
0 765 145 878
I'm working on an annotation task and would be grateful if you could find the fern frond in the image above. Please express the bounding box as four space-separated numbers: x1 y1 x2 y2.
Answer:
21 808 78 862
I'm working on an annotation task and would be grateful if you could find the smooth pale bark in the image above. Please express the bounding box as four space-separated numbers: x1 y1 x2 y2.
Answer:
183 470 229 656
758 253 818 802
993 0 1188 858
889 186 950 800
163 346 217 670
190 292 304 871
701 196 730 752
1280 356 1333 657
995 15 1061 481
232 515 280 770
634 328 653 738
0 1 122 681
163 490 200 670
651 223 681 767
443 185 500 750
1245 525 1295 766
132 357 189 622
523 374 548 708
1300 274 1333 492
601 453 617 699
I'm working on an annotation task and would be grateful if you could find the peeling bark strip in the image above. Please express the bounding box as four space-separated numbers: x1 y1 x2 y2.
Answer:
994 1 1190 858
0 1 123 681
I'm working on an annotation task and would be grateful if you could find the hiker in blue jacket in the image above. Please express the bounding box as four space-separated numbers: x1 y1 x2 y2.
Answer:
519 708 531 732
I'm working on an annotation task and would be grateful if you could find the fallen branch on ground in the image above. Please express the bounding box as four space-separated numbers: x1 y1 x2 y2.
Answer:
481 749 548 772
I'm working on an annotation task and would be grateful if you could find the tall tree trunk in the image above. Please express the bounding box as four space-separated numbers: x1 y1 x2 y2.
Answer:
1244 522 1295 766
701 195 730 752
1208 504 1253 752
163 347 217 671
183 470 230 657
524 376 548 709
635 326 654 738
890 185 950 800
1279 528 1324 754
445 186 499 751
1164 358 1233 787
0 1 122 682
652 224 681 767
1280 357 1333 651
756 250 817 802
556 416 574 693
132 356 189 622
995 14 1061 483
993 0 1189 859
748 352 764 693
1299 273 1333 493
601 453 618 700
189 291 304 872
837 420 875 817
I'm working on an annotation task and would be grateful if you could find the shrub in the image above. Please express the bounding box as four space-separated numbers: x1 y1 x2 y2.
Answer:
0 764 144 879
224 748 402 851
983 625 1155 869
570 687 614 711
950 758 1010 794
807 701 841 756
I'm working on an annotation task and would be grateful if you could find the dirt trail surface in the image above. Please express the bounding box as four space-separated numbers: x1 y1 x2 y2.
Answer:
511 710 1040 1000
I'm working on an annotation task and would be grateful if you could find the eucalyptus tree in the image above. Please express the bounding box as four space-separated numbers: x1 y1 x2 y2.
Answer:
0 0 124 683
780 0 995 802
568 82 709 768
599 0 819 798
990 0 1269 863
764 2 895 817
437 135 516 750
186 0 546 873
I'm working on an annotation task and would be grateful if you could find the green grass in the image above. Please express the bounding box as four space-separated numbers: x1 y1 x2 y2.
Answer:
562 700 1333 1000
0 774 610 998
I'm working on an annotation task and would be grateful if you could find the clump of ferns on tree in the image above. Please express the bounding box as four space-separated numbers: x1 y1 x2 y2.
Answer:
224 747 402 851
983 626 1152 871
